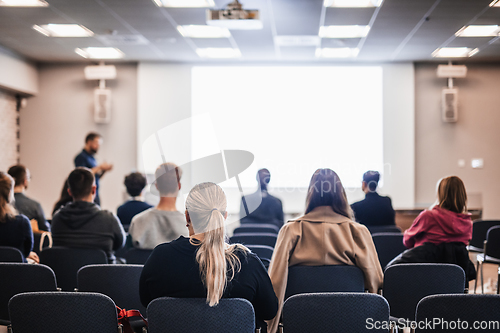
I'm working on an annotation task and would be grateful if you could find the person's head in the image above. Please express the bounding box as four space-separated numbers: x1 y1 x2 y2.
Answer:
84 132 102 154
154 163 182 197
257 168 271 191
362 170 380 193
0 172 16 222
185 182 246 306
305 168 353 219
7 165 30 189
67 167 96 201
437 176 467 214
124 172 147 197
53 178 72 215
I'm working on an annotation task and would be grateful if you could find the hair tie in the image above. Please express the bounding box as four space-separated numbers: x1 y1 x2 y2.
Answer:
211 208 218 212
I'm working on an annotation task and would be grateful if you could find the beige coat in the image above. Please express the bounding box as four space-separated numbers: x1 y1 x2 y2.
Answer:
266 206 383 333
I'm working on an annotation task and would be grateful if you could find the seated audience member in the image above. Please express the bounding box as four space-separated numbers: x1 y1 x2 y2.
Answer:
388 176 476 281
117 172 152 229
129 163 187 249
351 170 395 227
0 172 39 263
267 168 383 333
140 182 278 332
51 167 125 263
52 178 72 215
7 165 50 232
240 168 284 228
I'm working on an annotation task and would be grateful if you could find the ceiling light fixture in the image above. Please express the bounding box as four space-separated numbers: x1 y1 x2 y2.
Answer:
324 0 383 7
315 47 359 58
0 0 48 6
207 0 262 30
33 24 94 37
196 48 241 58
177 25 231 38
319 25 370 38
152 0 215 7
489 0 500 7
432 47 475 58
455 25 500 37
75 47 124 59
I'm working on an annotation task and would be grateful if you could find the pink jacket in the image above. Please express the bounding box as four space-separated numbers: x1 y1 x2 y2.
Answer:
403 206 472 249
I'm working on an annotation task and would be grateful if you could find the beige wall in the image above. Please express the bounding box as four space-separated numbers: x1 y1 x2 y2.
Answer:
0 90 19 171
20 63 138 217
415 63 500 219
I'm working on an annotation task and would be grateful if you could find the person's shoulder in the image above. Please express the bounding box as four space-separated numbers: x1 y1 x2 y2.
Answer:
351 199 365 209
153 236 190 254
11 214 31 227
131 207 155 222
97 209 120 223
346 220 371 237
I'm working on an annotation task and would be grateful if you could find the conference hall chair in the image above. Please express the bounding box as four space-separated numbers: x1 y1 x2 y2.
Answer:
383 263 466 321
0 246 24 263
124 248 153 265
285 265 365 300
233 223 280 235
9 292 119 333
39 247 108 291
147 297 255 333
282 292 390 333
372 233 407 269
475 225 500 294
246 245 274 261
416 294 500 333
230 233 277 248
0 263 57 325
368 225 402 235
468 220 500 253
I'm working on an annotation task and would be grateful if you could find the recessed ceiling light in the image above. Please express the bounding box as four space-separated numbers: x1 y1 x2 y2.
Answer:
177 25 230 38
319 25 370 38
274 35 321 47
489 0 500 7
0 0 48 6
196 48 241 58
33 24 94 37
455 25 500 37
75 47 124 59
432 47 475 58
324 0 383 7
152 0 214 7
315 47 359 58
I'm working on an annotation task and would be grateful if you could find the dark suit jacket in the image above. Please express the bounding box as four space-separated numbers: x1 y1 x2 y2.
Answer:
351 192 395 227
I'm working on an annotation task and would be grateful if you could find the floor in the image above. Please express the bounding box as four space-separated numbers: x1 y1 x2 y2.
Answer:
469 251 498 294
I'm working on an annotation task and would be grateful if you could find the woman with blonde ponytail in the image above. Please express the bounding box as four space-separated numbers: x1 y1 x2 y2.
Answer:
0 172 38 263
140 182 278 332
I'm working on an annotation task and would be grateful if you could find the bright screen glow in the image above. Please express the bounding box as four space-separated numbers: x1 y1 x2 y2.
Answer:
191 66 383 189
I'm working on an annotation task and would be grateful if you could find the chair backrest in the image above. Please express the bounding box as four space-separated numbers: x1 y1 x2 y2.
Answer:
416 294 500 333
9 291 119 333
229 233 278 248
282 292 389 333
77 264 145 313
383 263 465 320
147 297 255 333
0 263 57 324
285 265 365 299
469 220 500 251
368 225 402 234
233 223 279 235
0 246 24 263
246 245 274 261
485 226 500 260
39 247 108 291
372 233 406 269
124 248 153 265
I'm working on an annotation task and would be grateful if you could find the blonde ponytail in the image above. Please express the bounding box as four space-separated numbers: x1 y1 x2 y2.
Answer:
0 172 16 223
186 183 248 306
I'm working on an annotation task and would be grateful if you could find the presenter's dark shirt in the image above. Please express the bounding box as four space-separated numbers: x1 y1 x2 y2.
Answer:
117 200 152 228
0 214 33 259
139 236 278 329
240 191 284 228
13 192 50 232
351 192 396 227
74 149 100 205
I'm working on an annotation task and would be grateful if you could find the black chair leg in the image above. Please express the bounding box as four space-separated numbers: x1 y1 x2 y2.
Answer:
474 260 480 294
481 261 484 294
497 266 500 294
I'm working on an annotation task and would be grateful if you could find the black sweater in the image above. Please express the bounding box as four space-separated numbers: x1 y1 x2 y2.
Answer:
0 214 33 259
140 236 278 325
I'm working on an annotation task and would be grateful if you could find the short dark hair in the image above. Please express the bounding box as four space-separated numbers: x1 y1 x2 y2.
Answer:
7 165 28 187
363 171 380 192
124 172 147 197
85 132 101 143
68 167 95 200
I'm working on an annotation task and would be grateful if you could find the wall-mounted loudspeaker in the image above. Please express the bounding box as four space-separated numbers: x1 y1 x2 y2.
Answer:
94 88 111 123
442 88 458 123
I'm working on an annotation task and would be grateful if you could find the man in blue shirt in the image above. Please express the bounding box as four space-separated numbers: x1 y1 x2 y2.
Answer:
117 172 152 230
74 132 113 206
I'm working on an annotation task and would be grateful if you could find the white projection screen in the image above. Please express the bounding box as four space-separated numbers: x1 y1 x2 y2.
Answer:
191 66 384 189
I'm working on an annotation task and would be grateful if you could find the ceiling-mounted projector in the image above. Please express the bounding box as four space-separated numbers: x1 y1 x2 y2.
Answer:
207 0 262 30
